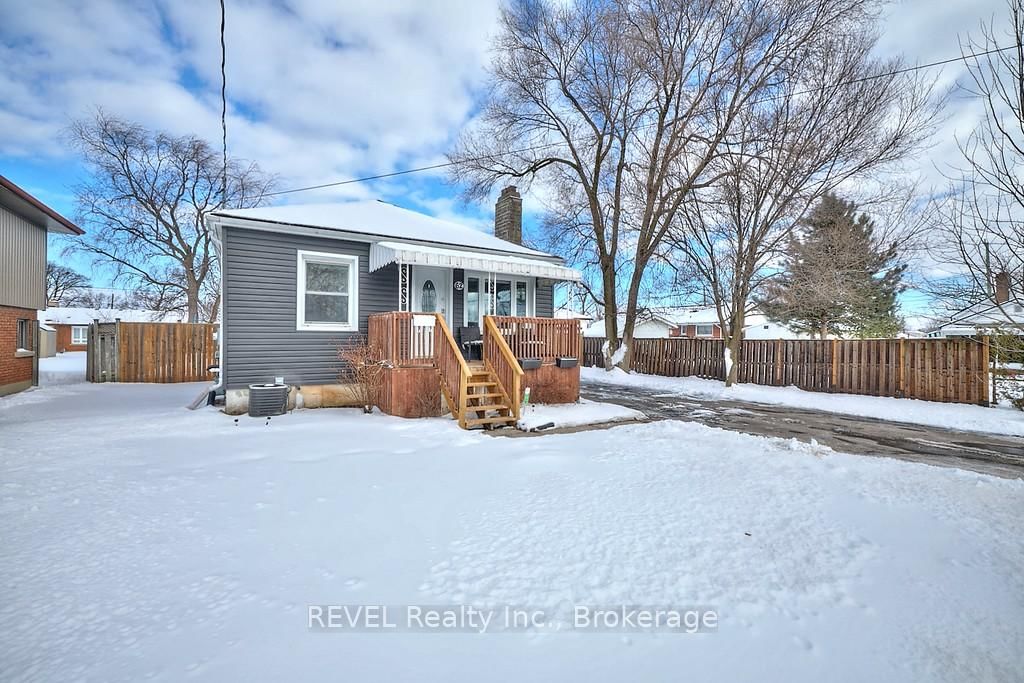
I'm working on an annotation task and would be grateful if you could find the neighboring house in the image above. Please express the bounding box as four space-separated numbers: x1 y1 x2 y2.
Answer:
206 186 582 413
654 306 809 340
583 313 678 339
928 272 1023 338
740 314 811 340
0 175 83 396
657 306 723 339
39 307 187 352
554 307 594 323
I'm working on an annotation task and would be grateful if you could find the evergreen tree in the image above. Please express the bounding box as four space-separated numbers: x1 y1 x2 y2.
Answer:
759 193 905 338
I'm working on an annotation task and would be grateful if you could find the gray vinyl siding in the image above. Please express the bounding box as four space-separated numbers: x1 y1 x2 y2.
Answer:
222 226 562 389
222 227 398 390
0 206 46 310
536 279 554 318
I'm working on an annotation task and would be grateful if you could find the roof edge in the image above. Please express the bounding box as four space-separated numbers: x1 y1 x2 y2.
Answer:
208 212 567 265
0 175 84 235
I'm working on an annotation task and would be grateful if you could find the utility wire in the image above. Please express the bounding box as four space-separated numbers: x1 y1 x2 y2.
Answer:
219 0 228 203
264 43 1015 199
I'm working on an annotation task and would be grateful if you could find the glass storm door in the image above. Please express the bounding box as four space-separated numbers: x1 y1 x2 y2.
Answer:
412 266 450 323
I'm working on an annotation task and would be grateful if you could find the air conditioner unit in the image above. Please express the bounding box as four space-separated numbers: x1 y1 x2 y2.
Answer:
248 383 289 417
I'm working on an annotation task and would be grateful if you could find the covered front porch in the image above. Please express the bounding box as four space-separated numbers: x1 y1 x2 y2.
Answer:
368 311 582 429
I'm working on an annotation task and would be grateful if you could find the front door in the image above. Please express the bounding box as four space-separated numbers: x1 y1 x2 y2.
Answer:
411 266 450 326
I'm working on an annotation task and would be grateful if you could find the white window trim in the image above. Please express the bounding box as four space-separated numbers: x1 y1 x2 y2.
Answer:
71 325 88 345
464 271 534 325
695 324 715 337
296 250 359 332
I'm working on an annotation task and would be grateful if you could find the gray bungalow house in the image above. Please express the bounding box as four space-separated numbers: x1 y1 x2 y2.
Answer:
208 187 583 423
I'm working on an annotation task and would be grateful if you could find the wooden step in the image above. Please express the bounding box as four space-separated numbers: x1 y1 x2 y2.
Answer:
464 403 509 413
465 415 517 428
466 380 498 388
466 391 503 400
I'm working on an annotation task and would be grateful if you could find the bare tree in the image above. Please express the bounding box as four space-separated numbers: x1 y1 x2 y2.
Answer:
45 262 90 305
666 28 938 384
450 0 878 368
67 110 276 322
930 0 1024 331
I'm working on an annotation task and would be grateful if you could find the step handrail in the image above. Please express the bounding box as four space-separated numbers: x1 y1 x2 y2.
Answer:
483 316 524 420
433 313 472 427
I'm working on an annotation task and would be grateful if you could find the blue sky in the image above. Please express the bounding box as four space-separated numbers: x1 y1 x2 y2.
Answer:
0 0 1007 319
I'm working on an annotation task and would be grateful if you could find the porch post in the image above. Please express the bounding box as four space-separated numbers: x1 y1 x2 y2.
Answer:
399 261 409 312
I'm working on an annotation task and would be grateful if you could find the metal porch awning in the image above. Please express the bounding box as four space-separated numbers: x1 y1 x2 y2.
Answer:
369 240 582 282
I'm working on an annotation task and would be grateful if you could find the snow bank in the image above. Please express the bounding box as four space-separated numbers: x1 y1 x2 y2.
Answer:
517 398 645 431
582 366 1024 437
1 382 1022 680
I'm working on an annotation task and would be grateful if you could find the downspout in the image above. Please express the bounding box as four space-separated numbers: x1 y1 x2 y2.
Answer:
208 217 226 394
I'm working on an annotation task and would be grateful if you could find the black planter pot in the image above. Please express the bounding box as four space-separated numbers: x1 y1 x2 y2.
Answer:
556 356 579 369
518 358 542 370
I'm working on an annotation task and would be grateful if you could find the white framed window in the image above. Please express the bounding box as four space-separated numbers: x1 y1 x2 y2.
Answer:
71 326 88 345
296 250 359 332
695 324 715 337
16 319 30 351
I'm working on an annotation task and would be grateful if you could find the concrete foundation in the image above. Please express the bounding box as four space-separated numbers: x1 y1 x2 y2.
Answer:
225 382 364 415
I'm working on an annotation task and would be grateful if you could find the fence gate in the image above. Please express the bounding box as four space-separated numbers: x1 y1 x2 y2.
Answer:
87 321 218 383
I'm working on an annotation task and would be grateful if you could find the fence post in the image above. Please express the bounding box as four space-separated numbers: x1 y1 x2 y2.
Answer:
982 335 991 407
830 339 839 391
113 318 121 383
770 339 778 387
93 318 101 382
898 337 906 398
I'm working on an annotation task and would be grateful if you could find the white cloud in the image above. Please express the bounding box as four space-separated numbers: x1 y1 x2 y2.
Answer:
0 0 500 200
0 0 1011 271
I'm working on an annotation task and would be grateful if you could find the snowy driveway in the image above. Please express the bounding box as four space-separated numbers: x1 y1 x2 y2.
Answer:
583 373 1024 479
1 379 1023 681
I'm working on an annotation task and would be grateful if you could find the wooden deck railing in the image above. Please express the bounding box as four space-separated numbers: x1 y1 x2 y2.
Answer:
486 316 582 363
433 313 473 427
368 312 436 367
483 316 524 419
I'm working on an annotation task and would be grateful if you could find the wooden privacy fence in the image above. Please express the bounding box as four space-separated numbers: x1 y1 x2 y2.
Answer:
583 336 991 405
87 321 218 383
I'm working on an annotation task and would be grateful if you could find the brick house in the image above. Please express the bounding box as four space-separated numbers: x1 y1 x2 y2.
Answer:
0 175 83 396
40 307 187 352
663 307 723 339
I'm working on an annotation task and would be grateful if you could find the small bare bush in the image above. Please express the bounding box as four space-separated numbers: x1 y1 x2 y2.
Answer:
338 335 387 414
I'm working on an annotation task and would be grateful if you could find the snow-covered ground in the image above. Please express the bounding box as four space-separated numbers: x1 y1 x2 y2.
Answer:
583 366 1024 437
517 398 645 431
39 351 86 385
1 378 1022 681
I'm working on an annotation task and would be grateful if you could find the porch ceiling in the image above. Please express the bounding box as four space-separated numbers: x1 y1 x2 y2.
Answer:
369 240 582 281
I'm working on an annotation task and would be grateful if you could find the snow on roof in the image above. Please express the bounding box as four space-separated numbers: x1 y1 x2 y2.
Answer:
582 314 676 337
651 306 720 325
39 307 187 325
554 307 593 320
212 200 557 260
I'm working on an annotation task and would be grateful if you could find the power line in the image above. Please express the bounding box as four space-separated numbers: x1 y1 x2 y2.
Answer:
266 43 1015 199
219 0 228 203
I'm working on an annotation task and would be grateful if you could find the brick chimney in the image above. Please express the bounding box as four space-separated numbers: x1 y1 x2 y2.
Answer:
994 271 1010 304
494 186 523 245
